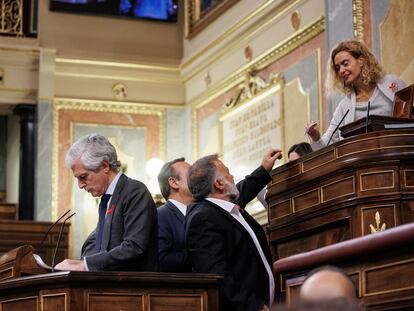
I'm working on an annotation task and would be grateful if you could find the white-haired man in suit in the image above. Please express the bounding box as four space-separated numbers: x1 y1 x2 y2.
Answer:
55 133 158 271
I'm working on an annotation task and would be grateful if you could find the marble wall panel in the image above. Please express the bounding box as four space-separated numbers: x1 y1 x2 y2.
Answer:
324 0 354 118
194 87 239 160
198 112 220 159
372 0 391 58
284 79 310 152
260 34 325 130
36 101 54 221
6 114 19 204
325 0 354 53
166 108 193 162
283 53 319 124
195 34 324 170
0 117 6 191
55 106 162 223
380 0 414 85
70 124 146 258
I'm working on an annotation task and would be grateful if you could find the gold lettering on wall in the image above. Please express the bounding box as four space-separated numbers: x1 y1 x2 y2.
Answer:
220 75 284 180
224 99 279 165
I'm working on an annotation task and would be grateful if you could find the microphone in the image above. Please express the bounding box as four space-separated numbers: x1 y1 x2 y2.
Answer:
40 209 71 246
326 109 350 146
51 212 76 272
365 101 371 133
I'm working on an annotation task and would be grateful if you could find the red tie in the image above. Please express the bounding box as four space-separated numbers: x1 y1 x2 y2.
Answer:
234 204 243 214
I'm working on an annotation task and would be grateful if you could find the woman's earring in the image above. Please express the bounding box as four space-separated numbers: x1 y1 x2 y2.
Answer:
361 66 369 84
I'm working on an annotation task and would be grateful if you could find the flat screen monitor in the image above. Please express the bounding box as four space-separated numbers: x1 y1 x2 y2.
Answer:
50 0 178 22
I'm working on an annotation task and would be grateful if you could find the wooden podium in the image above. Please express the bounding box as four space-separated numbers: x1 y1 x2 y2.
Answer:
339 85 414 138
0 245 48 281
267 129 414 309
0 220 70 267
339 115 414 138
0 247 222 311
0 271 222 311
267 129 414 261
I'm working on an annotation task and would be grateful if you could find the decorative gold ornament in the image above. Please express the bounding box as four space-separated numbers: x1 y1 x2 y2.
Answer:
204 71 211 88
188 17 325 109
0 0 24 36
290 11 301 31
153 194 165 208
244 45 253 62
352 0 364 41
369 211 386 233
112 83 127 100
223 71 268 111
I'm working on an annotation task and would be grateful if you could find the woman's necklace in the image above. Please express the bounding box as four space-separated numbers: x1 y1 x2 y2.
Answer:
355 85 376 102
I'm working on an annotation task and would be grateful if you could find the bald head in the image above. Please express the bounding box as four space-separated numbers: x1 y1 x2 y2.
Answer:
300 268 358 304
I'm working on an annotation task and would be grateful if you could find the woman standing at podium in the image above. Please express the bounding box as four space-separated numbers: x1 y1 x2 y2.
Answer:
306 39 406 150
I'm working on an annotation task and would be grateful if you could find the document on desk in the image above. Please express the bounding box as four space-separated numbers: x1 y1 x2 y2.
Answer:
33 254 53 271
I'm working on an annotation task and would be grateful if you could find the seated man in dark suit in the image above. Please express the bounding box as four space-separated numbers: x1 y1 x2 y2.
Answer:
157 157 192 272
186 149 282 311
55 133 158 271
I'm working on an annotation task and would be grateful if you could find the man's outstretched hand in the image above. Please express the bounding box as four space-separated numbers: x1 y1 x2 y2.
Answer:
261 148 283 172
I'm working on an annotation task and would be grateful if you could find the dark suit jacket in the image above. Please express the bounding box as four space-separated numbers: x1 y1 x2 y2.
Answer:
81 174 158 271
157 200 190 272
186 166 272 311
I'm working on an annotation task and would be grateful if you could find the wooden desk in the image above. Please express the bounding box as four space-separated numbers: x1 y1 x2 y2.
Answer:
0 271 222 311
267 129 414 261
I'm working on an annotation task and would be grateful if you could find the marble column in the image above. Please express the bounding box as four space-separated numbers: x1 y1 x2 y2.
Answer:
36 48 56 221
0 117 6 192
13 104 36 220
324 0 354 119
166 107 193 162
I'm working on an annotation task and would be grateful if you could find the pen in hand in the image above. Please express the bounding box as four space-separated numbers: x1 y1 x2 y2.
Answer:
304 121 318 136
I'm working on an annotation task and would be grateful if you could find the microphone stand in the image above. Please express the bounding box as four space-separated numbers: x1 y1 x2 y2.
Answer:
40 209 71 246
365 101 371 133
51 212 76 272
326 109 350 146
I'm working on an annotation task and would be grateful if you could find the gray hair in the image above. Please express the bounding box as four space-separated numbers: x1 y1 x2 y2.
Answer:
157 157 185 200
65 133 121 172
187 154 219 201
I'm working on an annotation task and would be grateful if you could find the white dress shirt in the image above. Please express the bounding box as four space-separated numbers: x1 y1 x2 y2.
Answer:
168 199 187 216
104 171 122 211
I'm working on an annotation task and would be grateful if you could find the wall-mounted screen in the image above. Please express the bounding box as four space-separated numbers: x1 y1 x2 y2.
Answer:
50 0 178 22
